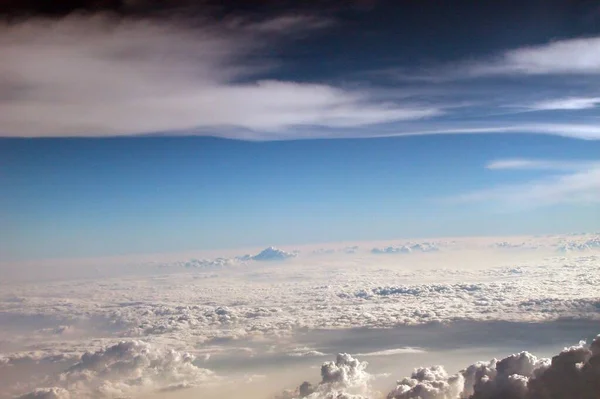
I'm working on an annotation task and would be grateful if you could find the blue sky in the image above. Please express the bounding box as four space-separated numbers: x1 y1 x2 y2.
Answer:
2 134 598 261
1 1 599 261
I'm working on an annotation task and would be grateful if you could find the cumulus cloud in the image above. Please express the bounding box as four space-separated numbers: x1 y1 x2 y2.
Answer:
10 340 214 398
387 365 465 399
282 334 600 399
281 353 373 399
466 335 600 399
0 14 439 138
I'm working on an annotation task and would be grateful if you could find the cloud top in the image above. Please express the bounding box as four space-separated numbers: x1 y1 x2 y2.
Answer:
284 334 600 399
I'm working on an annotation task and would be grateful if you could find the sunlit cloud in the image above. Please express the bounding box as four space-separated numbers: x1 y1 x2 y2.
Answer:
0 15 439 138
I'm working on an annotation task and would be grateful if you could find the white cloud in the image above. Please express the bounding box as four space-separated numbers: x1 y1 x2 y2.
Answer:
454 159 600 207
284 334 600 399
2 235 600 397
281 353 373 399
485 159 600 171
3 18 600 141
468 36 600 76
525 97 600 111
0 15 439 138
354 347 425 357
387 365 465 399
10 340 214 398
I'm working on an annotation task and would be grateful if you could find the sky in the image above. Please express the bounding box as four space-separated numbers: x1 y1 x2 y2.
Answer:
1 0 600 261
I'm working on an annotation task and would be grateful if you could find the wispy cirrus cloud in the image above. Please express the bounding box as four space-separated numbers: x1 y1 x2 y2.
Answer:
2 16 600 141
454 158 600 208
524 97 600 111
466 36 600 76
486 158 600 171
0 15 440 138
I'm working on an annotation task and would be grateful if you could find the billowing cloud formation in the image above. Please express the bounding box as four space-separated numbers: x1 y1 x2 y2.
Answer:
0 15 438 138
391 335 600 399
281 353 372 399
284 335 600 399
12 340 213 398
387 365 464 399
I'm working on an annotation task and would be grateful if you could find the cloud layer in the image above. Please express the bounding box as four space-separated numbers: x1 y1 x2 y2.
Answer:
1 234 599 397
1 13 600 140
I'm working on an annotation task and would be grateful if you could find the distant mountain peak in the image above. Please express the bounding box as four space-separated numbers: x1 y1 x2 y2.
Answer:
251 247 296 261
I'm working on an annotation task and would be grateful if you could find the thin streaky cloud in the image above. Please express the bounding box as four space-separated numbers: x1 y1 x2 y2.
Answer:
525 97 600 111
467 36 600 76
486 159 600 171
452 163 600 208
234 15 335 33
382 124 600 141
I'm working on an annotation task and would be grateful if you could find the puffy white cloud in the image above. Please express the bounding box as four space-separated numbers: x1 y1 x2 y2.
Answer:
282 334 600 399
467 336 600 399
387 365 464 399
282 353 373 399
7 340 214 398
